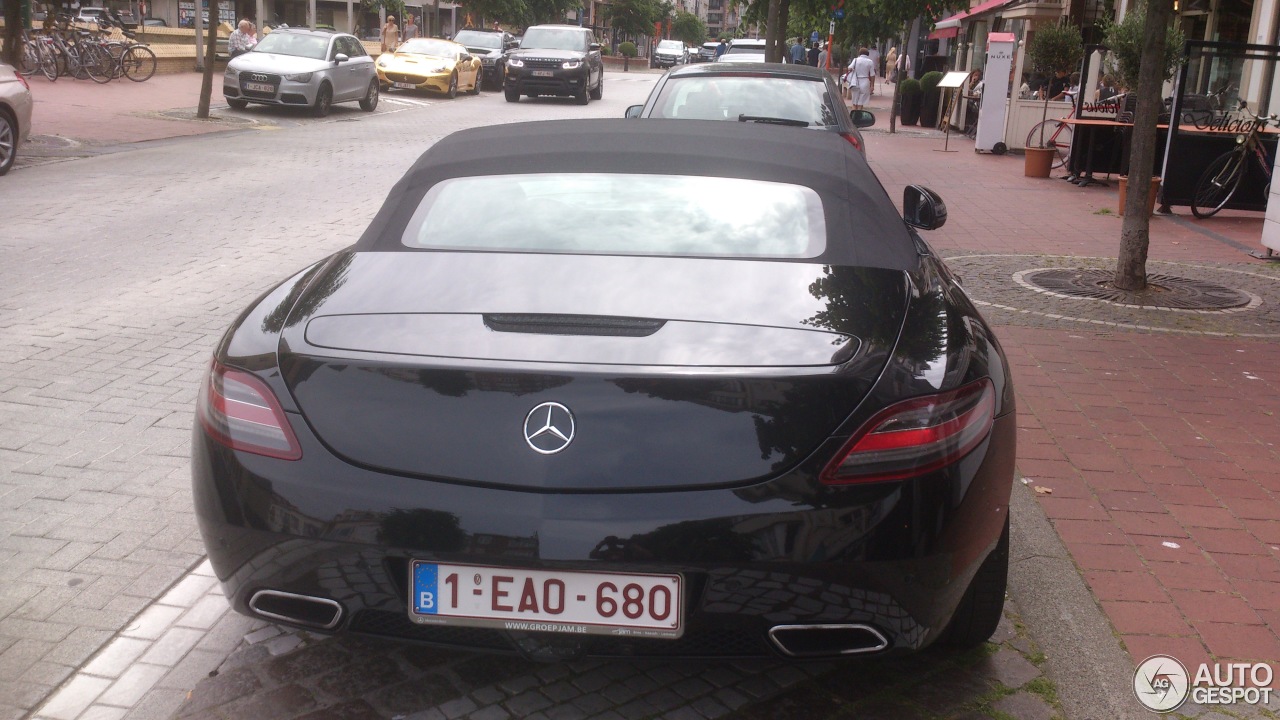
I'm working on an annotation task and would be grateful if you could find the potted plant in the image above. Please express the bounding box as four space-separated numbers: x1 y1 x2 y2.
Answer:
1101 3 1185 210
919 70 944 128
619 41 637 71
1025 21 1083 177
899 78 923 125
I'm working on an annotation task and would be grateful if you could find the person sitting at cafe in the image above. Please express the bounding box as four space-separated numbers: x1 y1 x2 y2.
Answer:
1051 71 1081 103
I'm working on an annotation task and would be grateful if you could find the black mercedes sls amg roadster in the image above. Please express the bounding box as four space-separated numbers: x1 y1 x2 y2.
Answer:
193 119 1015 661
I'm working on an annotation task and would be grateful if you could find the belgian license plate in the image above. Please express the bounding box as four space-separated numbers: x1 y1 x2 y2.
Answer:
409 561 683 638
244 82 274 92
532 70 554 77
393 81 417 89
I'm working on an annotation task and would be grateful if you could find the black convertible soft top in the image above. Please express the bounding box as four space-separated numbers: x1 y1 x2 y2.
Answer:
356 119 919 270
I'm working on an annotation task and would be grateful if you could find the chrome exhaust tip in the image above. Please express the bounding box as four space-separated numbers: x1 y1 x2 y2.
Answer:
248 589 343 630
767 624 890 658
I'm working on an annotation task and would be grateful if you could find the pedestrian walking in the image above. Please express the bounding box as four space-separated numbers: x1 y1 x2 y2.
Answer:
807 42 819 67
849 47 874 110
715 38 727 58
790 38 806 65
227 19 257 57
885 46 898 82
867 45 879 94
381 15 400 53
403 14 419 41
817 43 828 71
894 49 912 83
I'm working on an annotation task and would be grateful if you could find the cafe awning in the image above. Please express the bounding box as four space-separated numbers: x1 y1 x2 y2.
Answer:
933 0 1013 29
928 26 959 39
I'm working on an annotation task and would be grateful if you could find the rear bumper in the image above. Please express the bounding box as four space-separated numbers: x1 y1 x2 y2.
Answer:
192 409 1016 659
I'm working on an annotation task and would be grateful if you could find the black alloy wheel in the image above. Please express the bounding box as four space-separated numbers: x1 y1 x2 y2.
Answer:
469 68 481 95
360 78 379 111
446 71 458 99
312 83 333 117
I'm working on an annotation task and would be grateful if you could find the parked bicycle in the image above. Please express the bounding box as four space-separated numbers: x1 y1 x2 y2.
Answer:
1026 105 1075 170
1191 101 1277 219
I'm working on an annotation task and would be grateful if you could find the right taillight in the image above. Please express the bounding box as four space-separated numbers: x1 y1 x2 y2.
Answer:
197 360 301 461
820 379 995 485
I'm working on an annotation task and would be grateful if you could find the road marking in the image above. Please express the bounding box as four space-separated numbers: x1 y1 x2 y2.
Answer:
382 97 435 107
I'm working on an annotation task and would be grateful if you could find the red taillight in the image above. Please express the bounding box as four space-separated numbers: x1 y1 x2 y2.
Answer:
820 379 996 484
841 132 863 152
16 72 30 91
198 361 302 460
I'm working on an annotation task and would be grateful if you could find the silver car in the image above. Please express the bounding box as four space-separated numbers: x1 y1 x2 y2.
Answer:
0 62 33 176
224 28 378 117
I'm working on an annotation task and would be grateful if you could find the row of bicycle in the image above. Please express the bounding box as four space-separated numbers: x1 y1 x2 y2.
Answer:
18 13 156 83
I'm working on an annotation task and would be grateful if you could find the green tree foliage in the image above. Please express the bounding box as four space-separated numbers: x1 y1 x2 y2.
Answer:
671 11 706 46
522 0 584 26
361 0 409 24
606 0 663 37
618 40 638 57
1027 21 1083 77
1100 3 1185 91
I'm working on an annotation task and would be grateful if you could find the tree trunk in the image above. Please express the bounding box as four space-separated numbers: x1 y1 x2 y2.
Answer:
764 0 780 63
197 0 221 119
1114 0 1172 291
775 0 790 62
3 0 22 68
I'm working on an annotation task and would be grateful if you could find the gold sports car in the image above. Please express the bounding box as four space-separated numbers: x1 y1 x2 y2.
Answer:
376 38 482 98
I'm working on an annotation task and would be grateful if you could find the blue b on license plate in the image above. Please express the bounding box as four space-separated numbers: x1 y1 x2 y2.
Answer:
410 561 682 638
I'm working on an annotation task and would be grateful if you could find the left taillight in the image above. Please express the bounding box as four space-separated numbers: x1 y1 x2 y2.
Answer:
16 72 30 91
820 379 996 485
198 360 302 460
840 131 863 153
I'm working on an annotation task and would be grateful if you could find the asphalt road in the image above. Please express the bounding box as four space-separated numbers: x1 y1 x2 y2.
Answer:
2 73 1136 720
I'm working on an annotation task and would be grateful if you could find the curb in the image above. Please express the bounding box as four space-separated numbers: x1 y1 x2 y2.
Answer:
1008 477 1144 720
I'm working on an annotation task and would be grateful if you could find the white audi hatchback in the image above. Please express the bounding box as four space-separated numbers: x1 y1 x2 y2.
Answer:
0 62 33 176
223 28 378 117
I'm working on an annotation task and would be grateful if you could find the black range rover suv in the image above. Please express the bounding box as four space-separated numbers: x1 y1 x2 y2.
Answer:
504 25 603 104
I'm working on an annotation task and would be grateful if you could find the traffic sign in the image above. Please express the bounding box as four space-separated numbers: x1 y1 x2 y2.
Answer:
833 9 844 19
810 30 820 42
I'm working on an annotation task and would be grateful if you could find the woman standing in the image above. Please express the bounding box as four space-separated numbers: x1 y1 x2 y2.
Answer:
381 15 400 53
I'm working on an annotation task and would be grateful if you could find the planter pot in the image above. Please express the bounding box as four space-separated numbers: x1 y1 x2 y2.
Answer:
1024 147 1056 178
1118 176 1162 216
920 92 939 127
900 95 922 125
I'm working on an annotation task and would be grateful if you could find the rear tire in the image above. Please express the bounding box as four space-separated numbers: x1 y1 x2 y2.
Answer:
122 45 156 82
940 516 1008 647
0 108 17 176
504 85 520 102
312 83 333 117
359 78 379 111
1191 150 1246 219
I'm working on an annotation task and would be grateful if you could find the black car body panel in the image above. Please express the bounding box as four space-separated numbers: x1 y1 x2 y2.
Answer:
452 28 515 86
504 25 602 98
195 120 1016 660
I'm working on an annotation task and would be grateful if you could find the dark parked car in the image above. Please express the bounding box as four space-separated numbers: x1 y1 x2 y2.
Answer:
193 119 1016 662
697 41 720 62
503 24 603 104
625 63 875 155
452 28 518 89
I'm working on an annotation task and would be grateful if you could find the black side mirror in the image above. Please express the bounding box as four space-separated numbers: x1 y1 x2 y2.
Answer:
590 42 601 51
903 185 947 230
849 109 875 128
625 105 643 118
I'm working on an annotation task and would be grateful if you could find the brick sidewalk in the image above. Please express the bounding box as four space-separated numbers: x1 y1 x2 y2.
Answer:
24 72 233 145
857 100 1280 669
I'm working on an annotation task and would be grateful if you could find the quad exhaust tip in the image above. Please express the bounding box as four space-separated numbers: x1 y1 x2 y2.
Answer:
249 590 343 630
767 624 889 658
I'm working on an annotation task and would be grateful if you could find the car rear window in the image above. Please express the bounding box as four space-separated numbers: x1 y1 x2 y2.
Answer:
400 173 826 259
648 75 838 127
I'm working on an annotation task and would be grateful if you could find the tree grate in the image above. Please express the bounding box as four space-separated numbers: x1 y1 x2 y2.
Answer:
1023 268 1253 310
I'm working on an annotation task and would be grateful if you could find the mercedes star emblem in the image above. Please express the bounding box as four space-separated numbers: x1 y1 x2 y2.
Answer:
524 402 575 454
